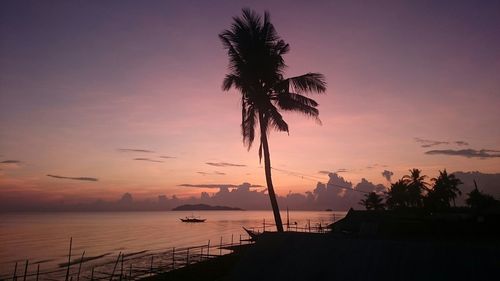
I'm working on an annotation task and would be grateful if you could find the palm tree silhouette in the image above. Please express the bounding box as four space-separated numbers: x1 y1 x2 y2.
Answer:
428 169 462 209
359 192 385 210
386 179 409 209
219 9 326 231
402 168 429 208
466 180 497 211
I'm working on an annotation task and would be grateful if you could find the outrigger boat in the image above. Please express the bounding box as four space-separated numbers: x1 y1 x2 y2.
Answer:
243 227 261 241
180 216 206 223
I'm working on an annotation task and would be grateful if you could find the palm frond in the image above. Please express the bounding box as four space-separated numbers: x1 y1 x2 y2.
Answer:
278 96 319 120
276 92 319 107
222 74 241 91
285 73 327 94
266 106 289 133
274 40 290 55
241 101 257 149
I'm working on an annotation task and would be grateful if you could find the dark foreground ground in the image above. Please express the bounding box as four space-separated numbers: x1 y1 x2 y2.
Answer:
142 231 500 281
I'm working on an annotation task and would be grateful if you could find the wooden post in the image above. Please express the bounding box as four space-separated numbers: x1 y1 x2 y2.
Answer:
77 251 85 281
239 235 242 245
36 264 40 281
110 252 121 281
128 264 132 280
65 237 73 281
186 248 190 266
22 260 28 281
207 240 210 259
219 236 222 256
308 219 311 232
149 255 153 276
231 234 233 246
119 253 124 281
263 219 265 232
172 247 175 270
90 267 94 281
12 261 18 281
286 206 290 231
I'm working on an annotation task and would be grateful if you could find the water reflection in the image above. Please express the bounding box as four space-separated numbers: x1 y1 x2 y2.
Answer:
0 210 344 273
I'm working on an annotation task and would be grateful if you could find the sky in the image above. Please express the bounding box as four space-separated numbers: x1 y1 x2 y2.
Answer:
1 0 499 206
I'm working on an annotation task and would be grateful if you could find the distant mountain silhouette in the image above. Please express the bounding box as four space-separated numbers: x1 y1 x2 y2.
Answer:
172 204 243 211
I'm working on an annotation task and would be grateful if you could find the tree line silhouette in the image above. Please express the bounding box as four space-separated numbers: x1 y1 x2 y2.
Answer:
359 168 499 212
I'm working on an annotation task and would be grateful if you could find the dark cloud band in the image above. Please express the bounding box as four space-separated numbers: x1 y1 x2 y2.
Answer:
205 162 246 167
134 158 163 163
425 149 500 158
118 148 154 153
47 174 98 181
179 183 262 188
0 160 21 164
415 137 469 148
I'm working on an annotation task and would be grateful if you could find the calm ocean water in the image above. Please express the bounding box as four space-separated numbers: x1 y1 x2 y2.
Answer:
0 210 345 274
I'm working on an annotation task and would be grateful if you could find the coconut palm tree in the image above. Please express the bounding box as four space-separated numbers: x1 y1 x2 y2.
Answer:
219 9 326 232
402 168 429 208
466 180 498 211
359 192 385 210
386 179 409 209
427 169 462 209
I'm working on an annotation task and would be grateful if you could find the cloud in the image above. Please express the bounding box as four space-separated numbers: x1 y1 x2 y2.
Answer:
381 170 394 182
415 137 449 148
205 162 246 167
47 174 98 181
133 158 163 163
355 178 387 194
425 149 500 159
366 164 387 169
118 148 154 153
415 137 469 148
319 169 347 175
197 171 226 176
0 160 21 164
179 183 262 189
159 156 176 159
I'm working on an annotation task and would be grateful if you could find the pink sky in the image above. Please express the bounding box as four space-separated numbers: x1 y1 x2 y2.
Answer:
1 1 499 204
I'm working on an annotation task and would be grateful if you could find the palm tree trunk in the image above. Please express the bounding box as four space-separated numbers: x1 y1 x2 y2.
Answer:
259 113 284 232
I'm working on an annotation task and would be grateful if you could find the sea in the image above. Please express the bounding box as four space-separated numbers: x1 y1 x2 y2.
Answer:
0 210 345 275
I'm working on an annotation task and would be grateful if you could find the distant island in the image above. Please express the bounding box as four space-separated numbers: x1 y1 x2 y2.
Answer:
172 204 244 211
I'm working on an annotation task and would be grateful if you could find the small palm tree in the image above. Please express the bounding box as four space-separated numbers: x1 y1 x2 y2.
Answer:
219 9 326 232
386 179 409 209
428 169 462 209
359 192 385 210
466 180 497 211
402 168 429 208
